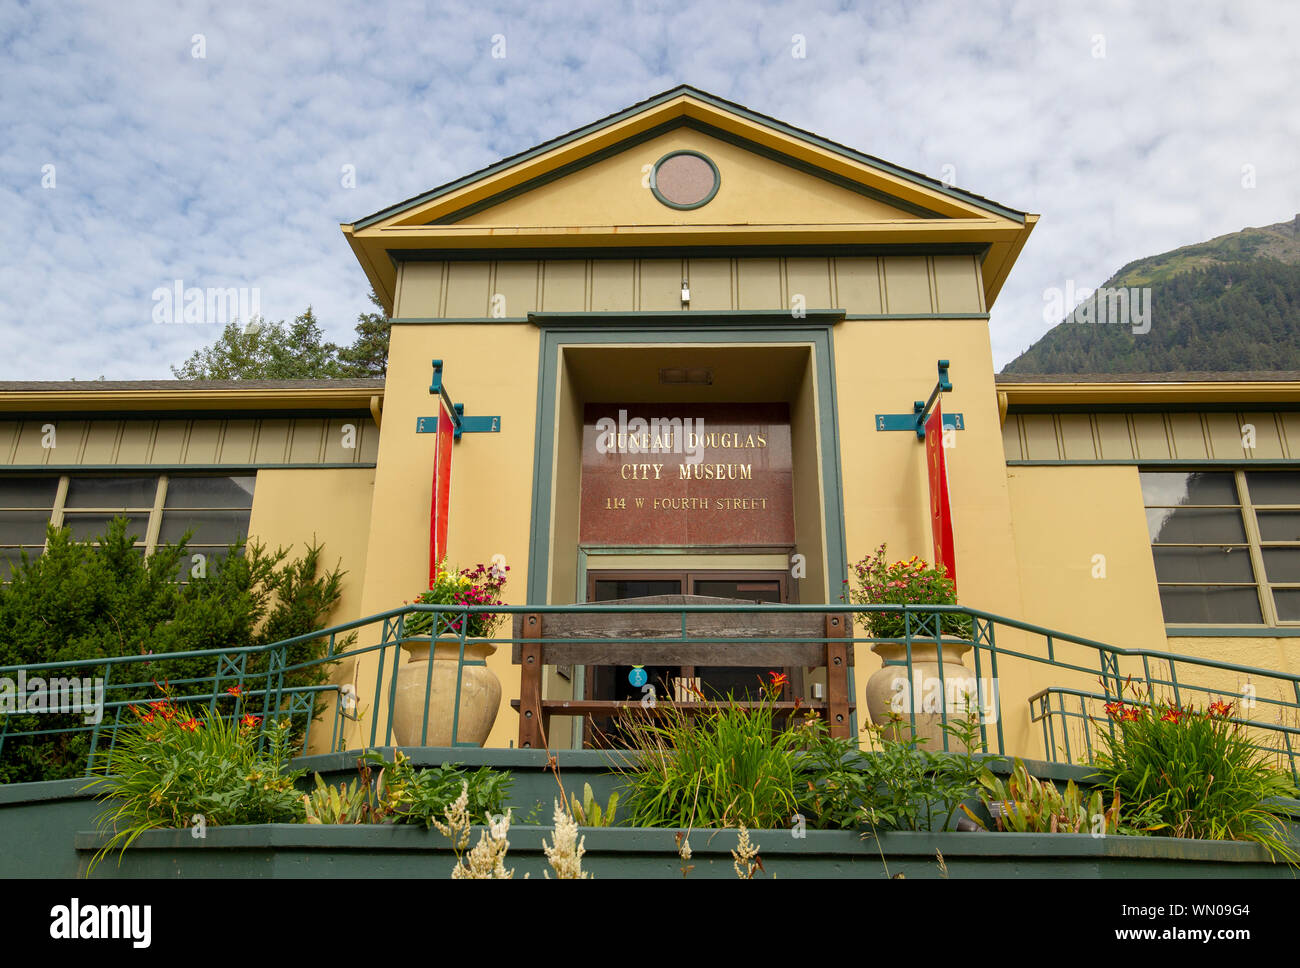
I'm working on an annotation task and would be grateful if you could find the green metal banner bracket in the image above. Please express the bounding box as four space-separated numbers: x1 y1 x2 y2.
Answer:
874 359 962 439
416 359 502 440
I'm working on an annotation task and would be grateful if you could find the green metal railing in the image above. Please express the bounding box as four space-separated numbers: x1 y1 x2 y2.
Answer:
2 601 1299 781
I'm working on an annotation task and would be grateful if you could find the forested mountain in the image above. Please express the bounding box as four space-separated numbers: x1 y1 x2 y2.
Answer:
1002 217 1300 374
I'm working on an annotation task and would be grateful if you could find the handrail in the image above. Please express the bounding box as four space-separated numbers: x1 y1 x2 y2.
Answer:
2 601 1298 782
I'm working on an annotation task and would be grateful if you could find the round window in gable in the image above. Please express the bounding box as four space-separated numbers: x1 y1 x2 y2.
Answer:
651 150 720 210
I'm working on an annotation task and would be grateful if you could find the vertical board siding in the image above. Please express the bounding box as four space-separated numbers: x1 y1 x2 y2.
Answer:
1002 411 1297 462
0 418 380 467
412 256 980 318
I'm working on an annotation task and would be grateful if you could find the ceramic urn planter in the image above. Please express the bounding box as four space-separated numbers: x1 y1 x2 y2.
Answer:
864 639 981 751
392 637 501 747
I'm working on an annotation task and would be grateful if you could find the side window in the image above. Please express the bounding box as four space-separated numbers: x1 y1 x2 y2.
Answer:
0 473 257 581
1142 471 1260 624
1244 471 1300 623
161 476 256 581
0 476 60 578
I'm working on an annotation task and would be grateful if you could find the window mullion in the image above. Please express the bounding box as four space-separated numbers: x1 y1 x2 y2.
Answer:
1238 469 1277 625
145 475 167 558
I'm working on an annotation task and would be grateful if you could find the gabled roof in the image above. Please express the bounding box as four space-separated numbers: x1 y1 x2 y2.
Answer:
342 85 1037 314
353 85 1028 230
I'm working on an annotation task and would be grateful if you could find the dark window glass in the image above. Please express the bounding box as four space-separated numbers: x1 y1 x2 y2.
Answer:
1256 510 1300 543
1275 589 1300 622
0 546 41 575
62 512 150 542
174 546 239 582
1140 472 1237 507
1157 585 1263 624
1152 546 1255 583
0 477 59 508
65 477 156 509
1244 471 1300 506
693 580 781 602
1262 548 1300 583
158 509 251 545
165 476 255 509
593 580 681 601
0 510 54 545
1146 508 1247 544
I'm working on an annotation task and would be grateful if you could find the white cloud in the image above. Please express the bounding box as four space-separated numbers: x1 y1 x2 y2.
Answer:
1 0 1296 377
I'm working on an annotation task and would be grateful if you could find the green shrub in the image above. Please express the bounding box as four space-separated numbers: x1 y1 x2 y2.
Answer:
0 518 346 783
798 715 987 832
1091 694 1300 863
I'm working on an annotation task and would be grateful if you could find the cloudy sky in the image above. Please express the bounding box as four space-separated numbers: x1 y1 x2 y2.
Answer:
2 0 1296 379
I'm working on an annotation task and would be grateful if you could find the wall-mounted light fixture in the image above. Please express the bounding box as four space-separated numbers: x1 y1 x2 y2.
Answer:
659 367 713 386
681 279 691 303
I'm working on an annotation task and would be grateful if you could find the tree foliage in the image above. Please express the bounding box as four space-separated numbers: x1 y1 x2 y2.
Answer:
171 291 389 380
1004 258 1300 375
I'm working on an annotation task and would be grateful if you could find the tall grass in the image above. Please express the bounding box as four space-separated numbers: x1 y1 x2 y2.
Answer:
1091 693 1300 864
608 680 808 829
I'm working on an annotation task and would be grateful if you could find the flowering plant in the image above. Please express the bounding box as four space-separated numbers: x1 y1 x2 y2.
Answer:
845 543 972 639
405 560 508 639
1092 682 1300 863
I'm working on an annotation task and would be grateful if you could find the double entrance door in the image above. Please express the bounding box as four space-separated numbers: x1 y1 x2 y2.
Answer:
583 570 792 745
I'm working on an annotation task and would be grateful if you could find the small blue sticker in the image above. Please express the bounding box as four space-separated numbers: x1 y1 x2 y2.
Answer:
628 666 647 688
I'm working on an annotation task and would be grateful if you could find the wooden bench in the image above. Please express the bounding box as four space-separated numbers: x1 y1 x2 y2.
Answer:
510 595 854 749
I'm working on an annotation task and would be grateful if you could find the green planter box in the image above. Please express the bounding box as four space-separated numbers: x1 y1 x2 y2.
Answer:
73 825 1294 879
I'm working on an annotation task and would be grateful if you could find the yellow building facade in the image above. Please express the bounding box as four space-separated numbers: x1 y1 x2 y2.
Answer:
3 87 1297 762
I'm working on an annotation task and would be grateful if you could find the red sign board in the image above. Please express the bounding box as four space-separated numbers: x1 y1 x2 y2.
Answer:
925 402 957 589
580 403 794 546
428 399 454 586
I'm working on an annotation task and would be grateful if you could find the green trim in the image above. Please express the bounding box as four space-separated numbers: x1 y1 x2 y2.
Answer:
389 312 990 326
650 149 721 211
388 243 992 263
1005 402 1300 415
528 309 846 327
431 117 684 224
353 85 1024 229
524 323 853 734
1007 459 1300 467
0 463 376 472
389 316 532 325
1166 627 1300 638
845 313 990 321
525 325 848 607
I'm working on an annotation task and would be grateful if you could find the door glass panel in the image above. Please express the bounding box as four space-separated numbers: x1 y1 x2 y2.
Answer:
692 578 783 701
593 579 680 601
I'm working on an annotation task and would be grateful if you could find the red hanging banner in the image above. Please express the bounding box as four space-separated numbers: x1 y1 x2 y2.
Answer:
428 398 454 586
925 402 957 590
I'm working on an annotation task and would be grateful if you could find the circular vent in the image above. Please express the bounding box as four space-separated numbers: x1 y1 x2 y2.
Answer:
651 151 720 210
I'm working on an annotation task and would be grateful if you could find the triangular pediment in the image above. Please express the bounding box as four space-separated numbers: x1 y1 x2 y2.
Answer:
343 86 1036 312
440 124 932 228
